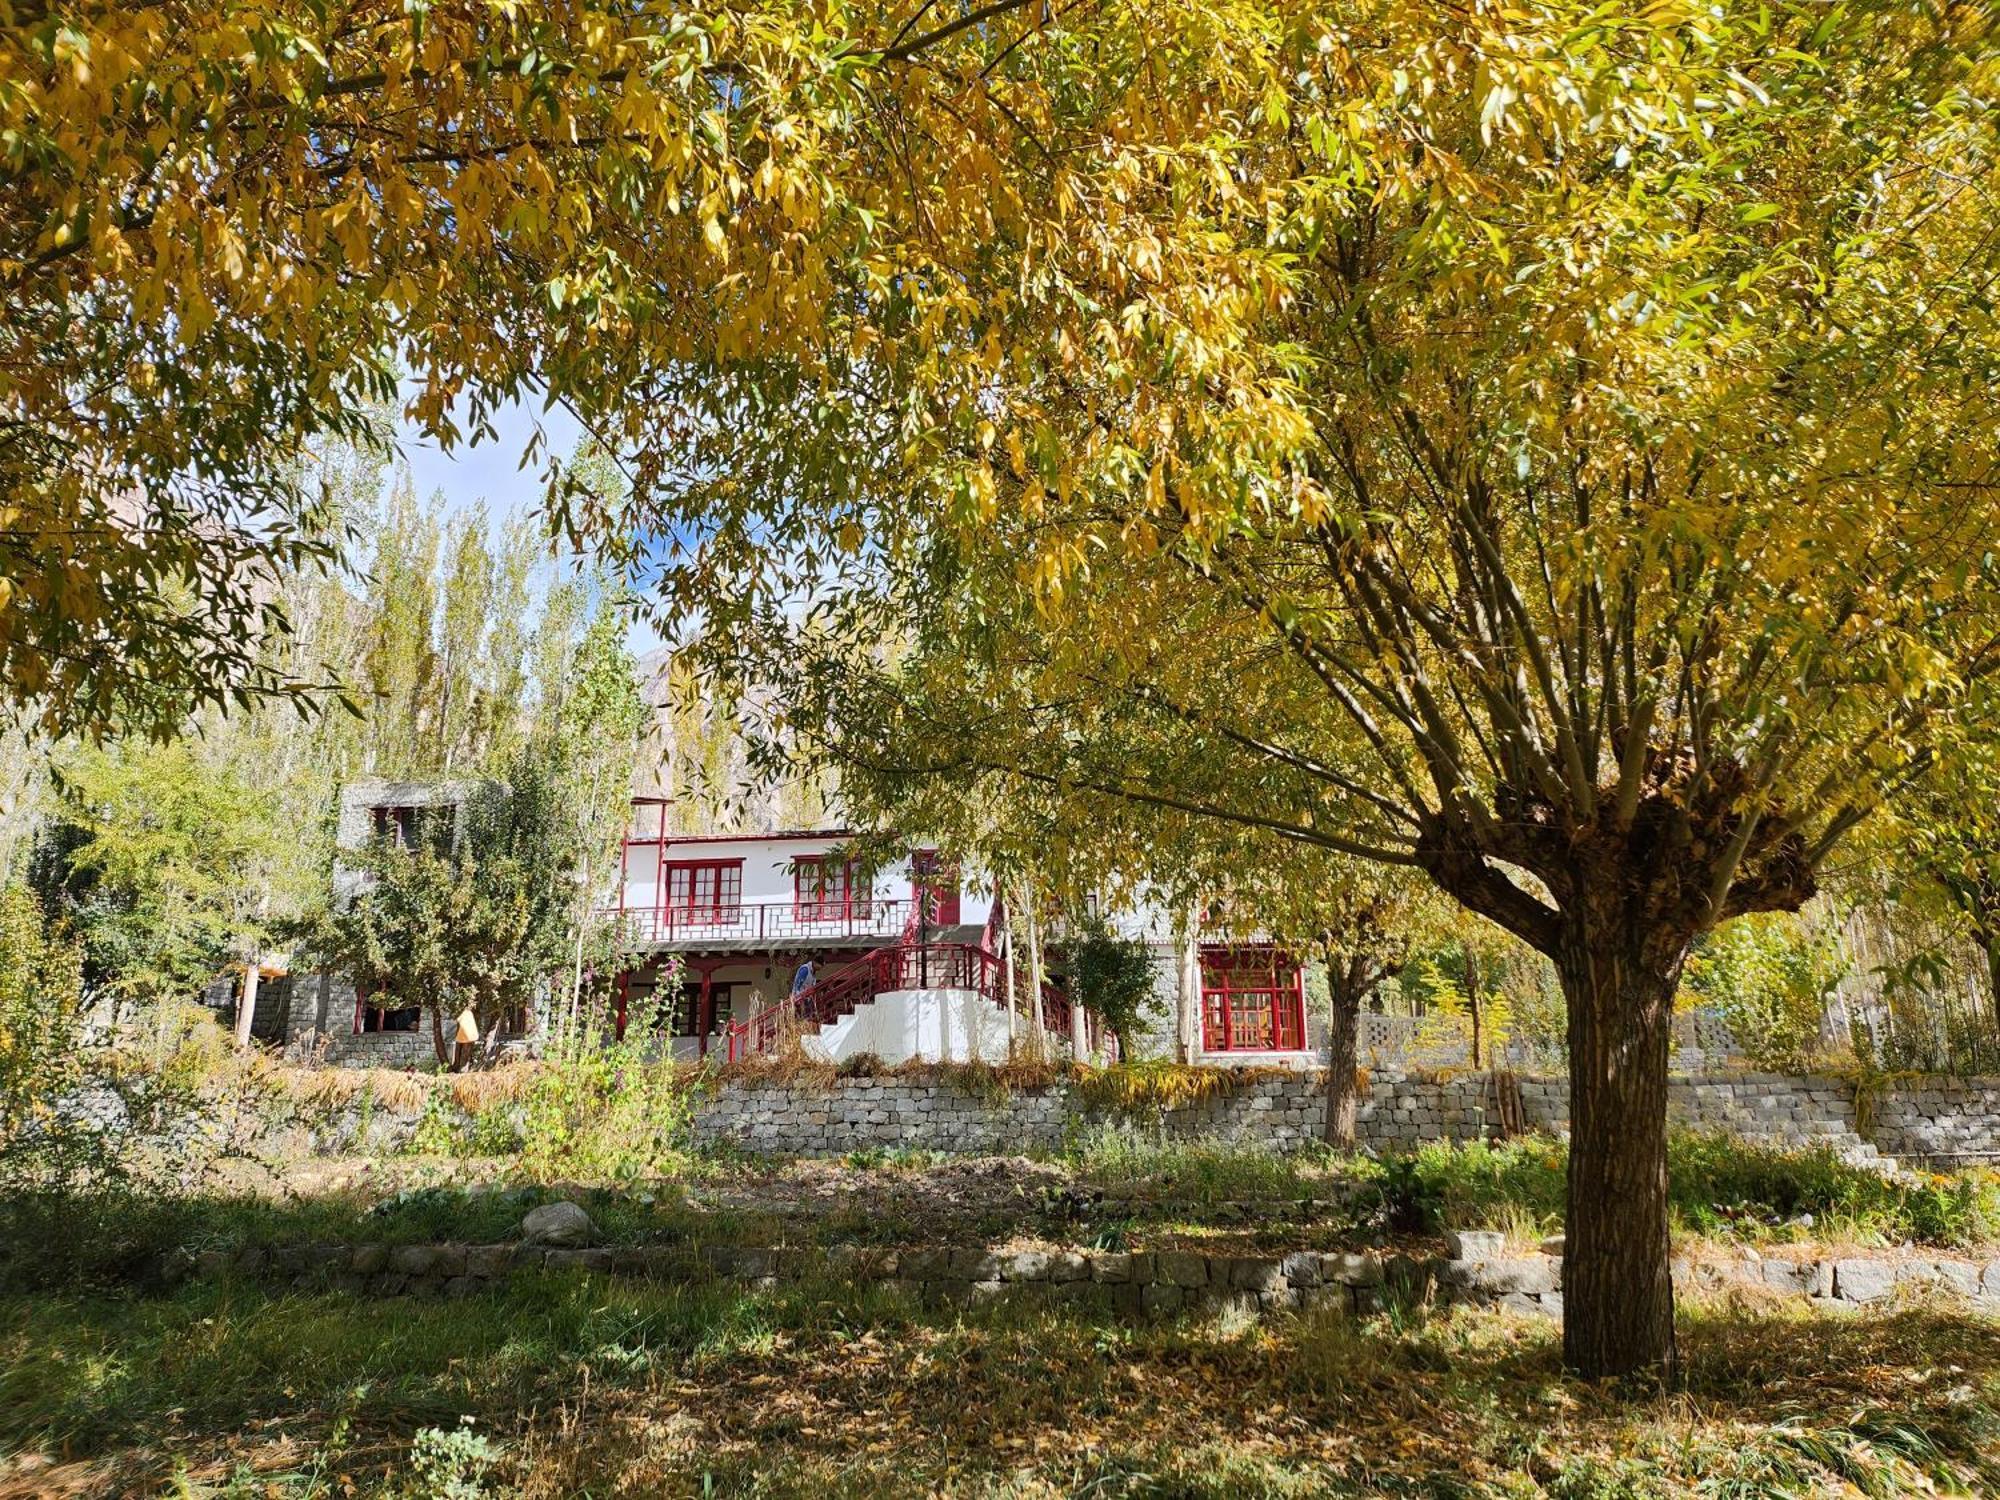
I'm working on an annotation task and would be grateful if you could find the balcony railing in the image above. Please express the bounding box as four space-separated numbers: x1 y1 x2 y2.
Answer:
603 896 918 946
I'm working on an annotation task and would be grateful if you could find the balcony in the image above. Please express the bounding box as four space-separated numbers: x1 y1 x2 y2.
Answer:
602 896 922 948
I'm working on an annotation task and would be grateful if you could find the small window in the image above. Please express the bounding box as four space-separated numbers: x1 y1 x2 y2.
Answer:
371 805 421 849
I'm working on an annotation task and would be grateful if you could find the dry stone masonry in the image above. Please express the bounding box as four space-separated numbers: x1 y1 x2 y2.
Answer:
690 1070 1997 1164
183 1235 2000 1323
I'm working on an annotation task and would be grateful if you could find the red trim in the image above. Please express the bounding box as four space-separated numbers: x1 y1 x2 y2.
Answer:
619 828 859 848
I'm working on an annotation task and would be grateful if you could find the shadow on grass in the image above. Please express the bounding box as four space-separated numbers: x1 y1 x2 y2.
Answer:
3 1269 1996 1499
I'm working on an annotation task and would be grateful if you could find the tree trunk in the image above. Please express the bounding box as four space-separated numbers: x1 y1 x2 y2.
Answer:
1070 978 1090 1060
1556 922 1686 1382
1175 912 1201 1063
1464 948 1483 1070
233 958 262 1049
1323 962 1364 1149
1025 898 1048 1062
430 1003 452 1069
1973 918 2000 1042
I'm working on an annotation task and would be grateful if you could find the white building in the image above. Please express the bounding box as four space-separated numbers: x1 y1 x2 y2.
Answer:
604 802 1319 1069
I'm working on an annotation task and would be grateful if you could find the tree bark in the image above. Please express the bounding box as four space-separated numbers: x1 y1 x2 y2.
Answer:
233 958 261 1049
1175 910 1201 1063
1323 961 1364 1149
1465 948 1483 1070
1556 921 1686 1382
430 1003 452 1069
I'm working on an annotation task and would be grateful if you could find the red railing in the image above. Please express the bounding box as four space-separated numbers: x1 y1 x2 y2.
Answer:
724 941 1098 1063
604 897 916 946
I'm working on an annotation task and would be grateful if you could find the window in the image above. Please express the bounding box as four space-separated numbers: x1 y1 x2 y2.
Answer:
371 804 420 848
1200 948 1306 1052
794 856 866 920
663 860 743 924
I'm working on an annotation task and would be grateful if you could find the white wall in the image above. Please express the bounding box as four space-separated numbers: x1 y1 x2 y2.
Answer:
805 986 1015 1066
616 833 992 927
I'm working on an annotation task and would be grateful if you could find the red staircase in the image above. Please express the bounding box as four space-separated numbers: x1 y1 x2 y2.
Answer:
723 940 1092 1063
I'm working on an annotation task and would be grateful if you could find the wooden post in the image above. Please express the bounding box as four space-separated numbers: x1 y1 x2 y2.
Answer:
697 963 715 1057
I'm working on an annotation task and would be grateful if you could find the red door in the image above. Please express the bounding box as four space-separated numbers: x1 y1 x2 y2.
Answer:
911 851 960 926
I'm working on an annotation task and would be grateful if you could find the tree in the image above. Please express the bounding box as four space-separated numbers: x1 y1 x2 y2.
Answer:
308 746 587 1066
1060 916 1158 1057
2 0 1166 736
635 10 2000 1380
0 885 89 1191
29 740 292 1011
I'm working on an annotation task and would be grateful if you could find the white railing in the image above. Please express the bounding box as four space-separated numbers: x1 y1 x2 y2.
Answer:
603 897 917 946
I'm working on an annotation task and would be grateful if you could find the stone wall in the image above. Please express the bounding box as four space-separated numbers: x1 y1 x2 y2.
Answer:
1871 1078 2000 1162
692 1069 2000 1162
183 1234 2000 1320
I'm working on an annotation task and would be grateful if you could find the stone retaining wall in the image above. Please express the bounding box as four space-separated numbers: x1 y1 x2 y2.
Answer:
186 1236 2000 1321
691 1070 1967 1161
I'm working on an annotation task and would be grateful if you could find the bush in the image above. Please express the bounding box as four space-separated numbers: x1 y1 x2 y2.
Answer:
1367 1132 2000 1248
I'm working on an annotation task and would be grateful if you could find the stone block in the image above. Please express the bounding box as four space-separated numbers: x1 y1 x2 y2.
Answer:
235 1246 268 1274
1046 1252 1090 1283
950 1248 1001 1280
1902 1260 1982 1298
1089 1252 1135 1284
900 1248 954 1281
193 1249 231 1279
1279 1251 1322 1287
1446 1230 1505 1261
1229 1257 1287 1293
1299 1285 1350 1315
442 1275 480 1299
432 1244 468 1277
1463 1257 1557 1298
998 1250 1052 1282
389 1245 438 1277
465 1244 511 1278
1139 1283 1184 1314
1321 1253 1383 1288
521 1201 594 1248
1156 1251 1211 1288
1835 1258 1897 1303
1983 1260 2000 1298
1760 1259 1831 1297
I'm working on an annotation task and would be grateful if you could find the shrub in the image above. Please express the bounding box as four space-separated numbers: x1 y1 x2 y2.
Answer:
1372 1131 2000 1248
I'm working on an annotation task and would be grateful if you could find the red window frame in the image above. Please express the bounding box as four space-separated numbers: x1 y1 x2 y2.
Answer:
1200 948 1306 1052
793 856 865 921
663 859 743 925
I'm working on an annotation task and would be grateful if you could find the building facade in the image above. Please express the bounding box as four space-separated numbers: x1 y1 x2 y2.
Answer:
272 782 1323 1070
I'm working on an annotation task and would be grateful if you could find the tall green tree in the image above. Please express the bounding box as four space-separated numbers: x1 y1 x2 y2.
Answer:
29 740 291 1008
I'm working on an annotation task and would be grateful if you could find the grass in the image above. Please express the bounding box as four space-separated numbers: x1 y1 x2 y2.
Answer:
1066 1130 2000 1250
3 1273 1998 1497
